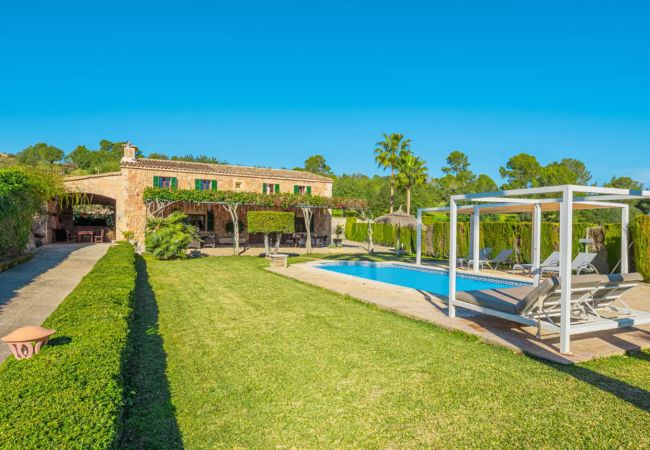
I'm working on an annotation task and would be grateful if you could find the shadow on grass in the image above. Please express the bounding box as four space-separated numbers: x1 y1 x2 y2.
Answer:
535 351 650 413
120 255 184 449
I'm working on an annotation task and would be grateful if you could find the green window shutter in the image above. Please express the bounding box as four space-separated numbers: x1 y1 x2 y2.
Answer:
294 185 299 194
195 179 201 190
211 180 217 190
262 183 267 193
153 176 160 187
207 209 214 231
274 183 280 193
307 186 312 195
171 177 178 189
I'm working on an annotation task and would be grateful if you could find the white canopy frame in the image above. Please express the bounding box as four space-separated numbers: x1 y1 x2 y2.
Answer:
415 184 650 355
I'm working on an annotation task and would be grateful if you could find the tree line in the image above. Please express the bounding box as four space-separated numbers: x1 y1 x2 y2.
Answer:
7 140 227 175
327 132 648 220
5 136 648 221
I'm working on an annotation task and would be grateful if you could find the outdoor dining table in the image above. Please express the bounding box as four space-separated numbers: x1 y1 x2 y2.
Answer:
77 231 95 242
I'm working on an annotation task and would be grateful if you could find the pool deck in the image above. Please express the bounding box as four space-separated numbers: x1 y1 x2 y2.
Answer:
268 260 650 364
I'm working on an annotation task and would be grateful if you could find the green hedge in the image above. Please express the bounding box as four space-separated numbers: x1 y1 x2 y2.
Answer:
247 211 295 234
344 219 634 271
0 243 136 448
632 215 650 281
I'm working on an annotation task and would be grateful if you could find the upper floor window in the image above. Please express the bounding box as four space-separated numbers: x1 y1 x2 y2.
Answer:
195 179 217 191
293 185 312 195
262 182 279 194
153 176 177 189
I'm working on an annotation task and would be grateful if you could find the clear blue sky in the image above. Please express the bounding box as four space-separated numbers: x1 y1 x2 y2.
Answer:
1 1 648 185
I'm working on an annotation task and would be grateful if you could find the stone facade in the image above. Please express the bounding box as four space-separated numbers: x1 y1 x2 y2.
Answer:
63 152 334 245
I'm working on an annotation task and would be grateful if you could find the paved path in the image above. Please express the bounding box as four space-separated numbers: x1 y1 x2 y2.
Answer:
200 240 392 256
0 244 109 362
271 261 650 364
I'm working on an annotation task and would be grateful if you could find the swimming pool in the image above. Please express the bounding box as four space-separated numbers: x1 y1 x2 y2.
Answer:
316 262 530 296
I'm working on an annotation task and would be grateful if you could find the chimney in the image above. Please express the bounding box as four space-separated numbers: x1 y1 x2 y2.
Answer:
121 141 137 163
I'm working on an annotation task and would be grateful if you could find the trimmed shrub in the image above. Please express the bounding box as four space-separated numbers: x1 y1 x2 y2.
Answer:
0 243 136 448
247 211 295 253
247 211 295 235
631 216 650 280
145 211 199 260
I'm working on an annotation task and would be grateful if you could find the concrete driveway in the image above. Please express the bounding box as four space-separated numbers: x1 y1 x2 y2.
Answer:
0 244 109 362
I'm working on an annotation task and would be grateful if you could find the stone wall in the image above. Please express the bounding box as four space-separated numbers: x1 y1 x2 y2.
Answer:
64 165 333 244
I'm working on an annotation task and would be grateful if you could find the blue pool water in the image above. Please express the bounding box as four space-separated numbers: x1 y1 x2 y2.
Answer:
317 263 529 295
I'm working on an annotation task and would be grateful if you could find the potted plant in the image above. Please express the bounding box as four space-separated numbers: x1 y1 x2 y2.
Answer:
122 230 136 246
333 224 344 247
106 229 116 244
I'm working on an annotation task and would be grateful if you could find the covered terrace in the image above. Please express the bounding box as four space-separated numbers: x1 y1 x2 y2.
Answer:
416 184 650 355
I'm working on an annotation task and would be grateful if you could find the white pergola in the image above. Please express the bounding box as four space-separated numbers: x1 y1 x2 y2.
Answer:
415 184 650 354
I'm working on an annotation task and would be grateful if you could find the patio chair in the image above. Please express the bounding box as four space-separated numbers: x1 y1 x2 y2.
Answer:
541 252 599 276
93 230 105 243
66 230 78 243
457 247 492 268
455 273 646 336
482 249 514 270
202 234 216 248
512 251 560 275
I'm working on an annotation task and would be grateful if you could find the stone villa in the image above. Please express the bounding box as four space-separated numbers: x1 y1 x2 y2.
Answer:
57 143 334 246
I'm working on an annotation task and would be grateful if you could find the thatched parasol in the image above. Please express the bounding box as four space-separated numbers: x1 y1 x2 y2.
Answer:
375 207 424 255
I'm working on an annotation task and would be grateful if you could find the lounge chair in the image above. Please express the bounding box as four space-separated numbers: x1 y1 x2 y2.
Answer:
454 273 648 336
457 247 492 268
482 249 514 270
512 251 560 275
541 252 598 276
93 230 105 243
588 272 643 317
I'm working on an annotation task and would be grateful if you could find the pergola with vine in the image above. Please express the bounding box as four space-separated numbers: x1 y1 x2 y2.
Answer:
143 187 366 254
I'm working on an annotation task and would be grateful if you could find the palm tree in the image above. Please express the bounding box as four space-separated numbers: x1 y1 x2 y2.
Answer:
374 133 411 213
396 150 428 214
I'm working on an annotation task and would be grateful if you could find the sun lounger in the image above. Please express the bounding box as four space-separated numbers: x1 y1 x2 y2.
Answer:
457 247 492 269
512 251 560 275
454 273 649 336
481 249 514 270
541 252 598 276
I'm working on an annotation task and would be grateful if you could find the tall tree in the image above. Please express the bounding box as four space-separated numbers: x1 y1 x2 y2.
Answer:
499 153 542 189
472 174 498 193
538 158 592 186
67 139 127 173
16 143 64 165
606 176 643 190
301 154 333 176
432 151 497 199
374 133 411 213
148 152 169 160
396 151 428 214
559 158 591 185
170 154 225 164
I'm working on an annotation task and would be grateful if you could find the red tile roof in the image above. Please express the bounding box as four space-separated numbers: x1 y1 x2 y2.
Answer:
121 158 333 183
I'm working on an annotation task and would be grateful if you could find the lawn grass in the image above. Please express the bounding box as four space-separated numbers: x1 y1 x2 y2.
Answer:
124 255 650 448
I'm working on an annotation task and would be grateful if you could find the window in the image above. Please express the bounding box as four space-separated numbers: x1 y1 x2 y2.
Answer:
295 215 315 233
185 214 206 232
235 181 242 189
153 176 177 189
293 185 312 195
195 179 217 191
262 182 279 194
